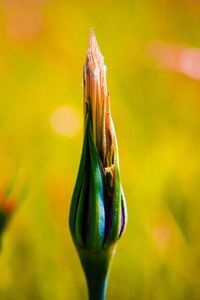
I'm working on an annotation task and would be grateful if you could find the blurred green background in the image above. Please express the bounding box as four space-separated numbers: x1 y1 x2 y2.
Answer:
0 0 200 299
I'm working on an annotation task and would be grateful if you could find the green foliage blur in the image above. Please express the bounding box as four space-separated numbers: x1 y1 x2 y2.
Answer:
0 1 200 299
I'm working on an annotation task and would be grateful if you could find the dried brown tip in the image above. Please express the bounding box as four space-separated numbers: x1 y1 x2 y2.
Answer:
84 31 115 168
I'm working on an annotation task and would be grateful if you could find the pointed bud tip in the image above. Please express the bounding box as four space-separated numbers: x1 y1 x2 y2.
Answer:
88 29 99 56
87 30 105 74
89 29 97 46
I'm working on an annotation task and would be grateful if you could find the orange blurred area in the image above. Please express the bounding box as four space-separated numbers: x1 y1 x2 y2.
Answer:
0 1 200 300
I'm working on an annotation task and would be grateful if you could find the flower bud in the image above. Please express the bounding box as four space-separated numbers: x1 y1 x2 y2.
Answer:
69 31 127 300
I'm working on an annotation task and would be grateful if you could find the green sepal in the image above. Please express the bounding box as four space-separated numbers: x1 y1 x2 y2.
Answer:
103 159 121 249
69 112 105 252
119 185 128 238
86 119 105 251
103 119 121 248
69 114 89 242
75 163 89 247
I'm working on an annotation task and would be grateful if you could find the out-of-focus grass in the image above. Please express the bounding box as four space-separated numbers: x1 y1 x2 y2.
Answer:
0 1 200 299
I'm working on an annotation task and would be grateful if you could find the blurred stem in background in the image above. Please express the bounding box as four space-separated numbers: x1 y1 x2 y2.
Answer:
69 31 127 300
0 167 28 252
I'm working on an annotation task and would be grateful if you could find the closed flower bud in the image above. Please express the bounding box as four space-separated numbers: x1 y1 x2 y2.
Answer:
69 31 127 300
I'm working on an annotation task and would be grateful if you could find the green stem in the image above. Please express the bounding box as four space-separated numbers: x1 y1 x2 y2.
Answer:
78 247 115 300
87 272 107 300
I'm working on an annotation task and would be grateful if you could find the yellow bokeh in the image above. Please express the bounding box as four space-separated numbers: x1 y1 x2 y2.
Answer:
0 1 200 299
50 106 81 137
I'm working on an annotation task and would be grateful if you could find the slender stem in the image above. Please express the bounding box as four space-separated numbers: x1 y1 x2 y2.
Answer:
87 271 107 300
78 248 115 300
